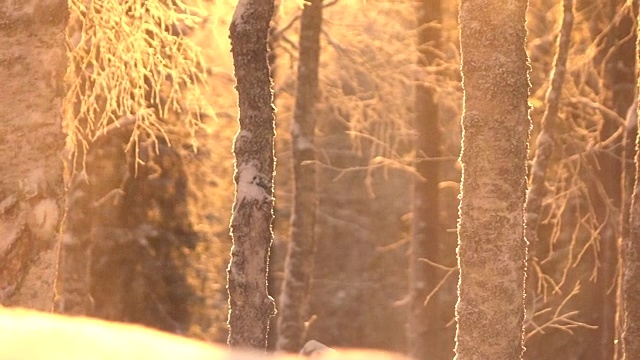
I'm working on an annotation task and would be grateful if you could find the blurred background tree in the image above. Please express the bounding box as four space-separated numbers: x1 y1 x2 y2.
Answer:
275 0 322 352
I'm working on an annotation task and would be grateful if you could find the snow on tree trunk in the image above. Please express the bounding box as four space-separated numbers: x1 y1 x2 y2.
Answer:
622 16 640 356
408 0 443 358
0 0 67 311
455 0 531 358
275 0 322 353
227 0 277 350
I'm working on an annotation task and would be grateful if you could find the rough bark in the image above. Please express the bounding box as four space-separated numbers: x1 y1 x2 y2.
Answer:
622 11 640 357
619 100 637 359
408 0 443 358
0 0 68 310
276 0 322 352
227 0 277 349
455 0 531 358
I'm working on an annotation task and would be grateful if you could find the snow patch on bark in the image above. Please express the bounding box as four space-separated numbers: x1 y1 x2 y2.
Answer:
232 0 251 29
291 122 314 151
236 161 272 203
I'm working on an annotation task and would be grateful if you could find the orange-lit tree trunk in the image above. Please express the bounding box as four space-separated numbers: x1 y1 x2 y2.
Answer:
524 0 573 313
455 0 530 358
590 0 636 357
55 2 211 335
227 0 277 350
0 0 67 311
408 0 443 358
621 9 640 357
275 0 322 352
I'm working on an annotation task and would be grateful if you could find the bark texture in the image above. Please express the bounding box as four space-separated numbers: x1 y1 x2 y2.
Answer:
227 0 277 349
622 12 640 357
408 0 443 358
455 0 531 358
0 0 68 310
275 0 322 352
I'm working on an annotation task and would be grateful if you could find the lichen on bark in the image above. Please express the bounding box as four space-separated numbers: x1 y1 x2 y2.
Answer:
0 0 68 311
227 0 277 349
455 0 531 358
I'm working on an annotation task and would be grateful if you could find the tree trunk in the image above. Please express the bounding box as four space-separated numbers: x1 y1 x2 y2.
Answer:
621 9 640 356
56 124 201 336
591 0 636 356
524 0 573 319
275 0 322 353
455 0 530 358
408 0 443 358
227 0 277 350
0 0 68 311
54 2 215 338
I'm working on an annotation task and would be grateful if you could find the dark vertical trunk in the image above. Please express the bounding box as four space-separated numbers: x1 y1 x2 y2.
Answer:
276 0 322 352
591 1 636 358
408 0 443 359
227 0 277 349
455 0 531 358
524 0 573 330
0 0 68 311
57 123 200 336
619 100 638 359
622 111 640 357
621 4 640 358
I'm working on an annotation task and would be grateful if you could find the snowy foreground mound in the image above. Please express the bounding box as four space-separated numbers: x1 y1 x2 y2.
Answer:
0 308 406 360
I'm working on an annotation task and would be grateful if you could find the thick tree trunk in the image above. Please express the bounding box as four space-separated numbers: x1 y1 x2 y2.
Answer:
0 0 68 311
455 0 531 358
54 2 215 337
56 124 200 336
275 0 322 353
227 0 277 350
408 0 443 358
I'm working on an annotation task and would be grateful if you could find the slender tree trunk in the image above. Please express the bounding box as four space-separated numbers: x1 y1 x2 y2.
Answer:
591 0 636 355
408 0 443 358
455 0 531 358
275 0 322 352
621 9 640 357
524 0 573 312
227 0 277 349
525 0 573 252
619 100 637 360
0 0 68 311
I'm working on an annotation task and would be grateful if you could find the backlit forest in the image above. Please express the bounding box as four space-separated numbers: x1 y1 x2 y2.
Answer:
1 0 640 359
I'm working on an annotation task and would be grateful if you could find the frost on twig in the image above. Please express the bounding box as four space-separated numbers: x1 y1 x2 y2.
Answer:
63 0 209 173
